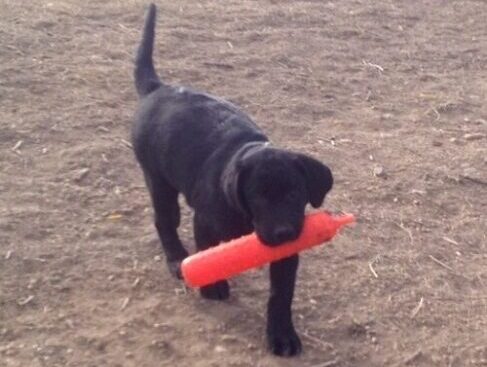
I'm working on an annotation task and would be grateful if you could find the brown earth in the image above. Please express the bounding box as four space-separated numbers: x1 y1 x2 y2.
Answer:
1 0 486 366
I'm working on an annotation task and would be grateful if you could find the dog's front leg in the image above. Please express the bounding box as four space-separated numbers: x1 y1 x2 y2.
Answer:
193 212 230 300
267 254 302 356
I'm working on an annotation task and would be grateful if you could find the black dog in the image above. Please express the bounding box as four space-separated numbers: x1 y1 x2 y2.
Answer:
132 4 333 357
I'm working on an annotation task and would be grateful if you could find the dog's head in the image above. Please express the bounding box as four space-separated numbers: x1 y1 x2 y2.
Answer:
222 145 333 246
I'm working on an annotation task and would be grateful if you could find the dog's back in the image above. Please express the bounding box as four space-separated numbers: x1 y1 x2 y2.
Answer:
132 4 267 202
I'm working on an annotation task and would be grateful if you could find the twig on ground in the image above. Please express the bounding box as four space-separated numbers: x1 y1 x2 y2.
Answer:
404 350 422 365
174 286 188 295
301 331 334 351
362 59 384 73
120 297 130 310
442 237 459 246
428 255 473 281
12 140 23 152
368 262 378 278
132 277 141 288
120 139 132 149
460 174 487 186
410 297 424 318
311 359 339 367
429 255 454 272
428 107 441 121
202 62 234 70
393 221 414 245
118 23 137 34
18 295 35 306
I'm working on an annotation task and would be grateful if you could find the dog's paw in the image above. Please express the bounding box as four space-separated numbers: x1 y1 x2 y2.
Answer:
167 259 185 279
166 249 189 280
166 253 188 279
267 328 302 357
199 280 230 300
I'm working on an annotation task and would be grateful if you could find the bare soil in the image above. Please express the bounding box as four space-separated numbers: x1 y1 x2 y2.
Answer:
1 1 486 366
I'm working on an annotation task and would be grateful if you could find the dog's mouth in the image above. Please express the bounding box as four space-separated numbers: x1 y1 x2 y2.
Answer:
256 226 301 247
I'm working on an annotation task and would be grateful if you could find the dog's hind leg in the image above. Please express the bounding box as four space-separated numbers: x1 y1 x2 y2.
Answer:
144 172 188 278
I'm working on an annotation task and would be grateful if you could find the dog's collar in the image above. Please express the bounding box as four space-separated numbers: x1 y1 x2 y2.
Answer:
223 140 271 178
238 141 271 156
220 140 270 215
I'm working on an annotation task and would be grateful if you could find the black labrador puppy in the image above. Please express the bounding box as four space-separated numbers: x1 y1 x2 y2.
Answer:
132 4 333 357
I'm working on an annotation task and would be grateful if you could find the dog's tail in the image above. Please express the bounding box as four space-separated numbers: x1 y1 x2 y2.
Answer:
134 3 161 97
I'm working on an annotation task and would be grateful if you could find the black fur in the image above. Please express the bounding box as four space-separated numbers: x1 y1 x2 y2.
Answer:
132 4 333 357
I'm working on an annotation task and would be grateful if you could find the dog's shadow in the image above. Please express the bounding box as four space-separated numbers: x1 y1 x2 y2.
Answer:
186 271 268 342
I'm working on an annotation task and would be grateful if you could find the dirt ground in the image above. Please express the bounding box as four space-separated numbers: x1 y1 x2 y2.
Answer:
1 0 486 366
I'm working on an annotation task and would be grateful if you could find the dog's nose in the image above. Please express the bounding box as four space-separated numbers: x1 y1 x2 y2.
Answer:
273 226 296 244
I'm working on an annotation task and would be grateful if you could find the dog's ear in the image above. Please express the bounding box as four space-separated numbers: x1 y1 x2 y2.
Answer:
295 154 333 208
221 142 268 215
221 157 248 215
